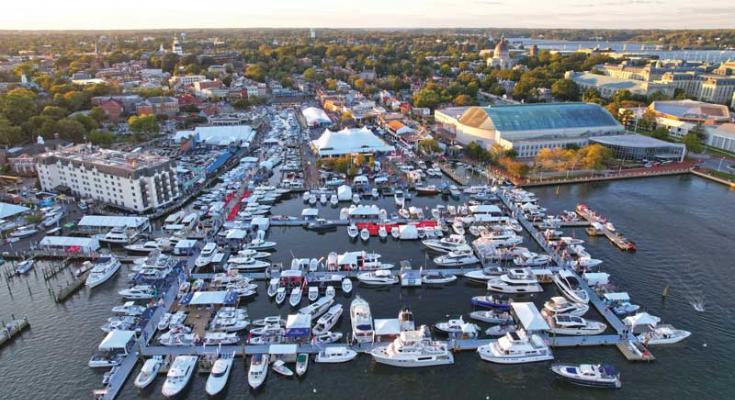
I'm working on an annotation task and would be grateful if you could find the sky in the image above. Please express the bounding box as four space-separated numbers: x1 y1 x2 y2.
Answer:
1 0 734 30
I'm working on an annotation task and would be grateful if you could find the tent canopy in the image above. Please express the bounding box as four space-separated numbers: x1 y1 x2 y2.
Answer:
603 292 631 302
624 312 661 328
99 330 136 351
311 127 395 157
511 302 550 331
269 344 298 355
301 208 319 217
187 291 229 305
349 205 380 216
374 318 401 336
0 202 29 219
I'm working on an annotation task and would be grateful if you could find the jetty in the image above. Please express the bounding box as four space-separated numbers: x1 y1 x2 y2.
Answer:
51 274 87 303
0 317 30 347
576 206 636 251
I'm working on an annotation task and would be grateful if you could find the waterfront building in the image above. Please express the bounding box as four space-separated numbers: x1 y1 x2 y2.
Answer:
589 134 686 162
436 103 625 158
35 145 179 212
311 127 395 158
704 123 735 153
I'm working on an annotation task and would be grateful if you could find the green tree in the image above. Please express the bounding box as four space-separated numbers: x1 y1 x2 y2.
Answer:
453 94 474 106
89 129 115 147
413 87 442 109
651 127 669 140
56 118 87 142
303 67 316 82
244 64 266 82
1 88 37 125
551 79 579 101
582 88 603 104
41 106 69 120
0 116 23 146
128 115 160 138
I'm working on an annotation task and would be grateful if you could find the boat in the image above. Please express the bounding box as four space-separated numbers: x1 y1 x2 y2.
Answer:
203 332 240 345
360 228 370 241
251 315 286 327
543 296 589 317
315 346 357 363
513 252 552 266
124 241 160 253
551 363 622 389
371 326 454 368
378 225 388 239
308 194 317 206
471 295 512 311
547 315 607 335
205 354 234 396
486 278 543 294
452 220 465 235
195 242 218 268
14 259 34 275
247 354 268 389
434 316 479 335
10 225 39 239
118 285 156 300
313 304 343 335
469 310 513 324
485 323 517 336
313 331 343 344
158 313 172 331
227 258 270 271
330 194 338 206
295 353 309 376
325 285 335 297
390 226 400 239
289 286 303 307
308 286 319 302
161 355 197 397
267 278 279 297
309 258 319 272
421 271 457 285
553 270 590 304
112 301 147 316
394 190 406 208
320 193 328 205
347 224 359 239
352 193 360 204
271 359 294 376
275 287 287 305
433 248 479 267
341 278 353 294
237 249 271 259
464 268 504 282
415 185 440 196
99 226 137 245
357 269 398 286
302 191 311 202
422 235 467 252
637 325 692 345
477 330 554 364
350 296 374 343
307 218 339 232
86 256 122 288
134 356 164 389
247 237 277 251
42 211 63 228
371 188 380 198
299 295 335 319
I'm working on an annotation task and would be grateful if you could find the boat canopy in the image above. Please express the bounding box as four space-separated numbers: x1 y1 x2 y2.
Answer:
182 290 237 305
603 292 631 302
269 344 298 355
623 312 661 328
285 314 311 337
251 217 270 230
374 318 401 336
583 272 610 286
511 302 550 331
301 208 319 217
468 204 501 215
337 185 352 200
98 330 136 351
349 205 381 216
225 229 248 240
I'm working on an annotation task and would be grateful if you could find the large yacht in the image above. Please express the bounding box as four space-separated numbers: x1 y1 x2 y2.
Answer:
85 256 122 288
195 242 217 268
350 296 374 343
477 330 554 364
99 226 139 245
161 355 197 397
370 326 454 368
547 315 607 336
421 235 467 253
553 270 590 304
433 248 479 267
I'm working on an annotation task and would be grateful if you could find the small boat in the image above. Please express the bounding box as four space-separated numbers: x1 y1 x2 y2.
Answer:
433 249 479 267
551 363 622 389
134 356 164 389
485 323 517 336
275 287 287 305
452 220 465 235
296 353 309 376
118 284 156 300
464 268 504 282
161 355 197 397
309 258 319 272
341 278 353 294
315 346 357 363
415 185 440 195
289 286 303 307
435 317 480 335
313 304 343 335
378 225 388 239
360 228 370 241
158 313 173 331
394 190 406 208
312 331 342 344
302 191 311 202
371 188 380 198
308 286 319 302
390 226 400 239
421 271 457 285
330 194 339 206
271 359 294 377
195 242 218 268
248 354 268 389
203 332 240 345
252 316 286 327
486 278 543 294
15 259 34 275
267 278 279 297
205 354 234 396
469 310 513 324
347 224 359 239
308 194 317 206
86 256 122 288
325 285 336 297
320 193 328 205
124 241 161 253
112 301 147 316
307 218 339 232
352 193 360 204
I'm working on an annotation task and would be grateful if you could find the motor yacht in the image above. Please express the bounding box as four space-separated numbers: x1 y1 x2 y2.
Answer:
471 295 512 311
161 355 197 397
124 241 160 254
422 234 467 252
347 224 359 239
248 354 268 389
112 302 147 316
434 316 480 336
313 331 343 344
553 270 590 304
486 323 518 336
227 258 269 272
296 354 309 376
487 278 543 294
86 256 122 288
357 269 399 286
371 326 454 367
237 249 270 259
464 268 505 282
350 296 374 344
513 252 551 266
341 277 353 293
543 296 589 317
312 304 343 335
315 346 357 363
298 295 335 319
267 278 279 297
394 190 405 208
205 354 234 396
433 248 479 267
551 363 622 389
275 287 287 305
10 225 38 239
99 227 138 245
159 331 195 347
308 286 319 302
118 284 156 300
134 356 164 389
289 286 303 307
547 315 607 335
469 310 513 324
637 325 691 345
477 330 554 364
203 332 240 345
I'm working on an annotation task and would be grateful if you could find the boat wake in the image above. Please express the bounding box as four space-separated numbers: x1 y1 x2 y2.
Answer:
690 297 706 312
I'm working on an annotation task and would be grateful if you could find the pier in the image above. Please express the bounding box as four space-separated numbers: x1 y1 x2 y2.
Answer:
576 207 636 251
51 274 87 303
0 317 30 347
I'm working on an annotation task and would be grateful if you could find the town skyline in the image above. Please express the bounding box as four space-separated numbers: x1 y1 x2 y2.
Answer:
2 0 735 31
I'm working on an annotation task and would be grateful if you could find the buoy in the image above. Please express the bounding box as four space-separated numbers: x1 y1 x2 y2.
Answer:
703 343 708 348
313 388 317 393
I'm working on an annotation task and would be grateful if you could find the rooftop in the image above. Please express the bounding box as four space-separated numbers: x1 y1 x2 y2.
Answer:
460 103 621 132
36 145 173 178
650 100 731 122
590 134 686 149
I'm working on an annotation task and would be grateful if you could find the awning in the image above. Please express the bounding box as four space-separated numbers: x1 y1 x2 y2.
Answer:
603 292 631 302
511 302 549 331
623 312 661 328
285 314 311 337
583 272 610 286
269 344 298 355
98 330 136 351
374 318 401 336
301 208 319 217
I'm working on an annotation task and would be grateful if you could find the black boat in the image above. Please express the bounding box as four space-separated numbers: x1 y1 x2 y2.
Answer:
306 218 339 232
551 363 622 389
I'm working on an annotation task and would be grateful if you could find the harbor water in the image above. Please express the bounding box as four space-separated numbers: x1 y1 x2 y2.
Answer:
1 175 733 399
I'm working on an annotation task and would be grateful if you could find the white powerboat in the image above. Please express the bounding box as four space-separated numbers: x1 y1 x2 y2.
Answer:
378 225 388 239
203 332 240 345
543 296 589 317
464 268 504 282
267 278 279 297
296 353 309 376
112 301 147 316
394 190 405 208
298 295 335 319
551 363 622 389
421 271 458 285
371 326 454 367
161 355 197 397
360 228 370 241
248 354 268 389
195 242 218 268
434 317 480 336
134 356 164 389
477 330 554 364
357 269 398 286
271 359 294 376
118 285 156 300
308 286 319 302
86 256 121 288
433 248 479 266
347 224 359 239
205 354 234 396
513 252 551 266
469 310 513 324
237 249 270 259
124 241 161 254
275 287 287 305
15 259 34 275
486 278 543 294
350 296 374 344
547 315 607 335
422 234 467 252
99 226 138 245
315 346 357 363
341 277 353 293
10 225 38 239
313 304 343 335
553 270 590 304
637 325 692 345
289 286 303 307
227 258 269 271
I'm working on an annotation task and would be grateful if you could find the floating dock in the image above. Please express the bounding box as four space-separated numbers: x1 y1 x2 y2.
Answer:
0 317 30 347
576 207 636 251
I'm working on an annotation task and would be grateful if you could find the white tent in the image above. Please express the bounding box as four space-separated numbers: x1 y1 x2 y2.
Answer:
349 205 380 217
189 291 229 305
374 318 401 337
398 224 418 240
511 302 550 331
603 292 631 302
301 208 319 217
174 125 255 146
583 272 610 286
0 202 29 219
623 312 661 328
337 185 352 201
311 127 395 157
39 236 100 253
98 330 136 352
302 107 332 127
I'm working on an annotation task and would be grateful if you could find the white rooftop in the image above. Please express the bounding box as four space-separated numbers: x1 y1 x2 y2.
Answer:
311 127 395 157
39 236 100 250
511 302 550 331
98 330 135 351
0 202 29 219
374 318 401 336
175 125 255 146
189 291 229 305
78 215 149 228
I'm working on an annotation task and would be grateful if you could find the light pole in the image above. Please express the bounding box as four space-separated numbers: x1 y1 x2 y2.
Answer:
717 157 724 172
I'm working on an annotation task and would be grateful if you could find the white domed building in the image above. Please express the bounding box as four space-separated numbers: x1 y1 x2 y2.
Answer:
487 37 515 69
